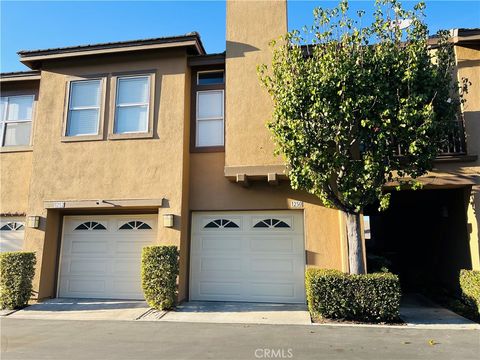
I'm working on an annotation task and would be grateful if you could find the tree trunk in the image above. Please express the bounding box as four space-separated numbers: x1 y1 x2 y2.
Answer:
345 212 366 274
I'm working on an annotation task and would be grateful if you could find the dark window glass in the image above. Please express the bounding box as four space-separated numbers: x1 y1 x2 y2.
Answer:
119 222 134 230
253 221 269 228
224 221 239 228
74 221 107 230
119 221 151 230
253 219 291 229
0 224 11 231
198 71 224 85
275 221 290 228
204 219 239 229
205 221 219 228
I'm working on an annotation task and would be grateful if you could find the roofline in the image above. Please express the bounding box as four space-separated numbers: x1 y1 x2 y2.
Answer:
188 52 225 67
428 28 480 46
18 33 206 69
0 70 41 82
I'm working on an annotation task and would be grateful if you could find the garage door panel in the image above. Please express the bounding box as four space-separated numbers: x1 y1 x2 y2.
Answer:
115 241 151 254
70 240 109 254
0 218 25 252
59 215 156 300
190 211 305 303
199 281 242 296
113 259 141 273
69 260 108 274
112 280 142 294
249 237 294 252
67 279 106 293
250 283 295 298
200 257 242 272
200 237 242 251
250 258 294 273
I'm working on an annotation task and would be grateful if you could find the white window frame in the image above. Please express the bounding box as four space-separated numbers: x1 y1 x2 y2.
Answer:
113 75 151 134
0 95 35 148
195 89 225 147
196 70 225 86
65 79 103 138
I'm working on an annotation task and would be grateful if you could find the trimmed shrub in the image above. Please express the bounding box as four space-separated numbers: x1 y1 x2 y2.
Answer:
460 269 480 315
0 252 36 310
141 246 179 310
306 268 401 322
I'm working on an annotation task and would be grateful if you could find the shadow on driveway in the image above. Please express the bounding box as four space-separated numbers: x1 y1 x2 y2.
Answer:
7 298 150 321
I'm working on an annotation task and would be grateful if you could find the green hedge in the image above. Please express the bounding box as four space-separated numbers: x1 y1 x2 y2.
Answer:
141 246 179 310
0 252 36 310
460 269 480 315
306 268 401 322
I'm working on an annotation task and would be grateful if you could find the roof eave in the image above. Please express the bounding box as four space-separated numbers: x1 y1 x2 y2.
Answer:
0 70 41 82
19 38 205 70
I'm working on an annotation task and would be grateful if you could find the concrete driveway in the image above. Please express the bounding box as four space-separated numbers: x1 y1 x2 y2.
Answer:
400 294 480 330
8 298 150 321
139 301 311 325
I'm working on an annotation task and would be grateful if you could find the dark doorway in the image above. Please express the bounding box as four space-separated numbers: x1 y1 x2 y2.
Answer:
365 187 472 294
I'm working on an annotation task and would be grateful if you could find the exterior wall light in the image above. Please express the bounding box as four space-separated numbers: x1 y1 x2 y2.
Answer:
163 214 174 228
27 216 40 229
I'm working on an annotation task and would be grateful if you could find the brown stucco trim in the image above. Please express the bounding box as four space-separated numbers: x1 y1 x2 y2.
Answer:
107 70 156 140
190 66 225 152
0 146 33 153
0 212 26 217
224 164 288 180
0 73 41 82
188 53 226 67
384 175 478 189
44 198 164 210
61 75 108 142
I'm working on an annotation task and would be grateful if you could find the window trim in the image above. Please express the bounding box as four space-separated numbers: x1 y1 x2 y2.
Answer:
61 76 107 143
190 66 225 153
108 71 155 140
0 94 35 150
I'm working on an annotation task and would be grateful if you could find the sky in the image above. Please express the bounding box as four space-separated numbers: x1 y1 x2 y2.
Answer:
1 1 479 72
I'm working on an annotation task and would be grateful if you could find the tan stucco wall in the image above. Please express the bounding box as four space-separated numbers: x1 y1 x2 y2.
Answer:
189 152 345 271
1 152 33 214
21 50 191 299
225 0 287 167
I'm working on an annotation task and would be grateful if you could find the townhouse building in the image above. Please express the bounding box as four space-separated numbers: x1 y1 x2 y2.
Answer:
1 1 478 302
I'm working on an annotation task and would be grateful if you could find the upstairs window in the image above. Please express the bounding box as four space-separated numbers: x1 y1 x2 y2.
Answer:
193 69 225 150
196 90 224 147
1 95 34 147
197 71 224 85
66 79 102 137
113 76 151 134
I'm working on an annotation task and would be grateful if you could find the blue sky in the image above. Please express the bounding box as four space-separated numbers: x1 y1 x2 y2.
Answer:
1 1 479 72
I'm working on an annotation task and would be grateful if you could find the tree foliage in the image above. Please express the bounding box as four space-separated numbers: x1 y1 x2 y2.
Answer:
258 0 467 214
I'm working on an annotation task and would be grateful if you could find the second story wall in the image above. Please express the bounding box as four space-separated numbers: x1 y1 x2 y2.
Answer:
26 49 190 234
457 44 480 159
0 80 39 214
225 0 287 167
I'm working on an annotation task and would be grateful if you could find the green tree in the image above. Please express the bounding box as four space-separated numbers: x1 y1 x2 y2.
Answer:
259 0 467 273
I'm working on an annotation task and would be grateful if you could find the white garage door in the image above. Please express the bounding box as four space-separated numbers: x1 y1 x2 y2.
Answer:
190 211 305 303
0 217 25 253
58 215 157 300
